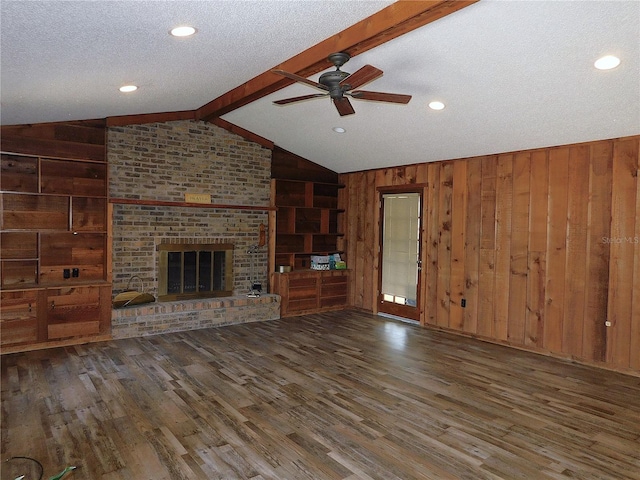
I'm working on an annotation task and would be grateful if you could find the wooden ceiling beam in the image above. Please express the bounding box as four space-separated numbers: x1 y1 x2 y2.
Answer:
195 0 478 122
106 110 195 127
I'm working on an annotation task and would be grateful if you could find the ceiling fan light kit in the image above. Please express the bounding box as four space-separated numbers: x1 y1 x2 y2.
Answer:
272 52 412 116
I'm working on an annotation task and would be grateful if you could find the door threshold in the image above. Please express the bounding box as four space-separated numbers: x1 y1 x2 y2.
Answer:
377 312 420 325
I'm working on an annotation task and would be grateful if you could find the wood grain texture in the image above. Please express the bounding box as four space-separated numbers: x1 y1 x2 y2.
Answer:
493 154 513 342
1 121 106 161
545 147 570 353
607 138 639 368
525 150 548 348
463 157 482 334
507 152 530 345
424 163 440 326
436 162 453 328
339 135 640 374
583 141 612 362
477 156 497 338
449 161 467 331
3 312 639 480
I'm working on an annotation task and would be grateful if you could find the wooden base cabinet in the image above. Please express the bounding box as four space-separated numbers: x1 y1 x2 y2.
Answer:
273 270 349 317
1 285 111 350
46 285 111 340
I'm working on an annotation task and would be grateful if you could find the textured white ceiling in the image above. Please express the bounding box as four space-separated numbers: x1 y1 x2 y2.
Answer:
2 1 639 173
0 0 393 123
224 0 640 172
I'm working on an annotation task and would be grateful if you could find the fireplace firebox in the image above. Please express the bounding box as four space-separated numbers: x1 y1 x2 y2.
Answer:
158 243 233 301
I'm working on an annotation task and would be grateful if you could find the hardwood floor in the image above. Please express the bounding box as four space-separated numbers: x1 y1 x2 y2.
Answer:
2 310 639 480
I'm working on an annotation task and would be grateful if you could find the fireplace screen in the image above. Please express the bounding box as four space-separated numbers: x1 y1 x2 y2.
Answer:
158 243 233 301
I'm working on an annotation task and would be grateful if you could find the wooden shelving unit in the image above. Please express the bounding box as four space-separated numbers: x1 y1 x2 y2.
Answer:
265 146 351 316
1 151 111 351
271 179 345 270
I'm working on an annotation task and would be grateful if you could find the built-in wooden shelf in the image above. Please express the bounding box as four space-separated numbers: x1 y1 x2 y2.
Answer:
1 148 111 352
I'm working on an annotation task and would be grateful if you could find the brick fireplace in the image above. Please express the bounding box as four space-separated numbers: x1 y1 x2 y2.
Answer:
108 119 280 338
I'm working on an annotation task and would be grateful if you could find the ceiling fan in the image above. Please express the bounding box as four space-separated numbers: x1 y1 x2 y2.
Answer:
271 52 412 116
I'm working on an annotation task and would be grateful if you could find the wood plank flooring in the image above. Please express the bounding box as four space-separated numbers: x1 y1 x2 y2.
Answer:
2 310 640 479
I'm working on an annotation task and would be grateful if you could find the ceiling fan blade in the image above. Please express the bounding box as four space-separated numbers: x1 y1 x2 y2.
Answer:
272 69 329 91
340 65 383 90
274 93 327 105
350 90 412 104
333 97 355 116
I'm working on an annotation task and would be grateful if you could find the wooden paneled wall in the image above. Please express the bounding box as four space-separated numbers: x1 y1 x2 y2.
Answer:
340 135 640 373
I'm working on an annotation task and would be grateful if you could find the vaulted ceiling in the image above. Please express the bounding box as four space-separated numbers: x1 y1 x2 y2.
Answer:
1 1 638 173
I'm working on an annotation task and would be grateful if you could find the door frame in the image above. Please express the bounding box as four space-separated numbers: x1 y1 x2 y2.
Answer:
377 185 426 321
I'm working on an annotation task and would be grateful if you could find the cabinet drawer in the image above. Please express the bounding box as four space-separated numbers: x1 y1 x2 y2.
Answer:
1 291 38 345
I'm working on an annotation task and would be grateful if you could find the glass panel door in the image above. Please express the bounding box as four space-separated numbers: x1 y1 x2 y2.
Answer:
379 191 422 320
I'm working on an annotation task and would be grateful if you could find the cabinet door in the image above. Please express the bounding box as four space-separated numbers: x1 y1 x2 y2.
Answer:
0 290 39 346
46 286 102 339
287 276 319 313
320 272 348 308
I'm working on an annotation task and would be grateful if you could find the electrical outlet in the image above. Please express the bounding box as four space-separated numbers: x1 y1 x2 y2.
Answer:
461 298 466 308
63 269 71 279
72 268 79 278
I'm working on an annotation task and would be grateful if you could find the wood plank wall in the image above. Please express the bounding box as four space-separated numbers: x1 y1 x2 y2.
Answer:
340 135 640 373
1 120 106 161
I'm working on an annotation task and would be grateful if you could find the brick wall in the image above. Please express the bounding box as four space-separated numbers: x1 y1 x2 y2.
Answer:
108 120 272 298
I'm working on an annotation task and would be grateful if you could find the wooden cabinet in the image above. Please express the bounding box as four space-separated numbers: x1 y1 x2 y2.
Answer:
1 285 111 348
272 179 344 269
46 285 111 340
1 151 111 351
273 270 349 317
0 290 40 346
269 172 349 316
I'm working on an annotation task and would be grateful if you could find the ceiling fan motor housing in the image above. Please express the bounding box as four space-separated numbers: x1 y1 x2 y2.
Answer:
319 70 351 98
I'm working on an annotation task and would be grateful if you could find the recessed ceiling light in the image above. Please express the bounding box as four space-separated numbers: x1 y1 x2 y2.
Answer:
333 127 346 133
170 26 196 37
594 55 621 70
428 101 445 110
119 85 138 93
